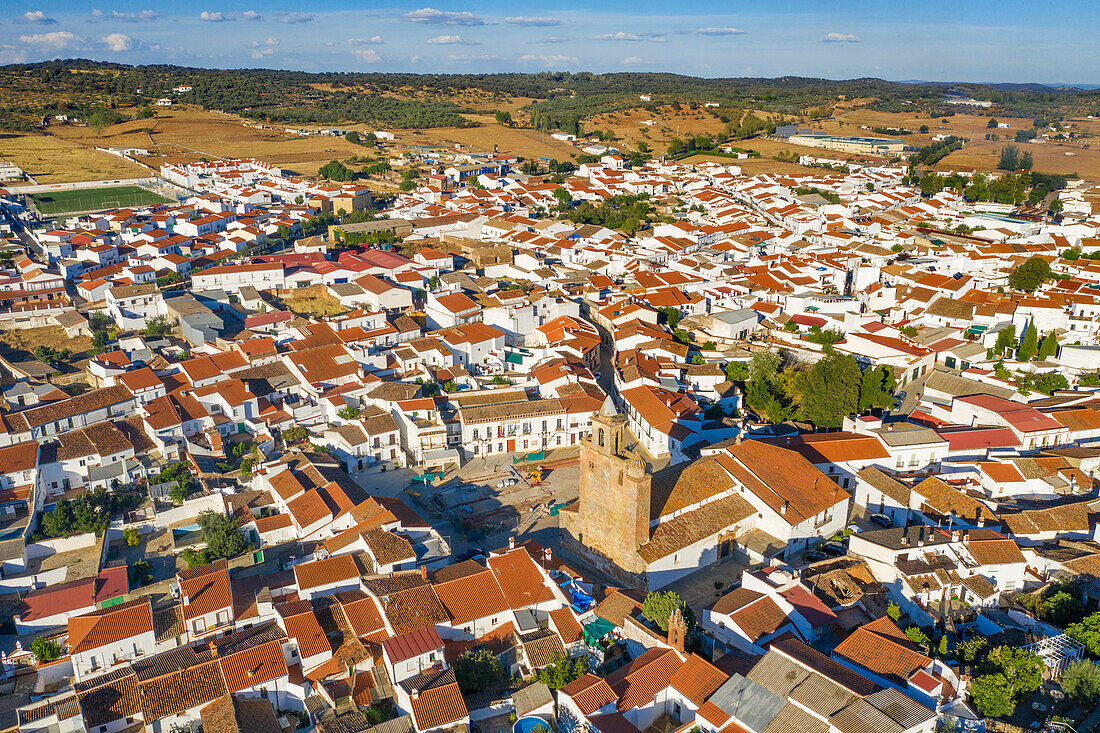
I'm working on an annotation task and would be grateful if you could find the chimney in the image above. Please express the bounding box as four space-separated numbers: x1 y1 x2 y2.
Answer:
781 501 789 516
419 565 427 580
667 607 686 653
543 547 552 566
887 423 894 432
975 505 985 527
963 532 970 545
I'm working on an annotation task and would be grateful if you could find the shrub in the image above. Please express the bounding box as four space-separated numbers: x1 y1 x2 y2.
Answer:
31 637 61 664
124 528 141 547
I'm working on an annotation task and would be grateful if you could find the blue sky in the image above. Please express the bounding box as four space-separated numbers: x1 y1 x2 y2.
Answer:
2 1 1097 83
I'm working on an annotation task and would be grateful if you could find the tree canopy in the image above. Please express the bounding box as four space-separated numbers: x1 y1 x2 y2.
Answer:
641 590 694 633
453 649 508 694
1007 256 1051 292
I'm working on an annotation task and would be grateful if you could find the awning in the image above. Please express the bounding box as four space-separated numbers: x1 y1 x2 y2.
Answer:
505 352 524 364
583 617 616 646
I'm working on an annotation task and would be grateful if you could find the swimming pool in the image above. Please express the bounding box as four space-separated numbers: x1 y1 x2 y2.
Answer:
514 716 552 733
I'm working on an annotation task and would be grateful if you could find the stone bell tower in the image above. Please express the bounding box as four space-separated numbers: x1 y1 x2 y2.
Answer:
573 396 651 576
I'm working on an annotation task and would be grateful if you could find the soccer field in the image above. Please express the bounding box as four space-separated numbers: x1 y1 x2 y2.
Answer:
29 186 170 215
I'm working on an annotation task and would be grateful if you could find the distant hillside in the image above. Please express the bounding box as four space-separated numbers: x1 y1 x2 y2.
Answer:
1 60 1097 133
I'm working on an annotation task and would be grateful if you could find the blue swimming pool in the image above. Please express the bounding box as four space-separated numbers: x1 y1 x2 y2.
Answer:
514 716 551 733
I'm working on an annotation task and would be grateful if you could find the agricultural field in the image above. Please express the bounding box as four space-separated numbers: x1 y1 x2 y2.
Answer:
402 114 580 161
0 132 147 184
47 108 372 178
30 185 170 215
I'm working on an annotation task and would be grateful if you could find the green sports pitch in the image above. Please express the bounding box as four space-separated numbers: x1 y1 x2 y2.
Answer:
29 186 171 215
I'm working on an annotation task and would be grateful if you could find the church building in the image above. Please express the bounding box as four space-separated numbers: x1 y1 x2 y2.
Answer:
561 397 851 589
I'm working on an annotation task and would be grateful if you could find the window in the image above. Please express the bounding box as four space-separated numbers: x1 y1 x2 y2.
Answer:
491 617 498 625
193 618 207 634
216 610 230 626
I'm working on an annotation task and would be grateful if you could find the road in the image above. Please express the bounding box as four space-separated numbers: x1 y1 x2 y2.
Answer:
0 201 43 259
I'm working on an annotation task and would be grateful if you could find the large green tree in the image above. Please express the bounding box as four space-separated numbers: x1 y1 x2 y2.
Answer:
453 649 508 694
641 590 694 633
797 352 862 428
197 511 248 559
859 365 896 412
1008 256 1051 293
1067 611 1100 657
1061 659 1100 703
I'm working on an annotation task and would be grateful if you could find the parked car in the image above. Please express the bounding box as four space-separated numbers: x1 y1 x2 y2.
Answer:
822 540 847 556
869 512 894 528
803 550 827 563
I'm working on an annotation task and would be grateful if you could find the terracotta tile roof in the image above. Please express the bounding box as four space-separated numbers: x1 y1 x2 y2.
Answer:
854 467 912 505
912 477 996 524
288 488 333 530
560 673 617 716
152 603 185 643
594 588 645 627
639 492 756 562
68 597 154 654
294 554 360 591
139 658 227 720
76 670 142 729
432 567 510 625
967 537 1026 566
362 528 415 566
402 667 468 731
218 639 288 693
281 606 331 659
179 559 233 620
832 617 930 685
729 595 791 644
720 443 848 525
379 583 450 635
549 607 584 644
486 548 555 609
519 628 567 669
669 653 727 706
334 589 386 638
605 647 683 711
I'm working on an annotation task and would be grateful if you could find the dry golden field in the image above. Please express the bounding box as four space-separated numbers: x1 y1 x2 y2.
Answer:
0 132 147 184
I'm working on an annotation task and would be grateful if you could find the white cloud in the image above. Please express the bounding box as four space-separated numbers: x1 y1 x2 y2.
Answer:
597 31 665 42
20 31 84 49
280 12 315 24
404 7 485 25
622 56 643 65
0 45 28 63
251 47 276 58
21 11 57 25
107 10 161 22
348 36 383 46
352 48 382 63
428 34 476 45
696 27 746 36
240 10 262 21
505 16 560 27
823 32 860 42
519 53 577 65
200 11 230 22
102 33 134 51
248 38 279 48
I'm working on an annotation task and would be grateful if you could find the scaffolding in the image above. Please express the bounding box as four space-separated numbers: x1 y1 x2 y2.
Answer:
1022 634 1084 679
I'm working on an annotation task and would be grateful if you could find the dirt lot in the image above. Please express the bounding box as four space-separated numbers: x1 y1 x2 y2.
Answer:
273 286 348 318
585 104 734 151
0 325 92 358
0 132 147 184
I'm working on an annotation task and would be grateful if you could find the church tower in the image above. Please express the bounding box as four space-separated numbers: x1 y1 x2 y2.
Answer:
575 396 651 576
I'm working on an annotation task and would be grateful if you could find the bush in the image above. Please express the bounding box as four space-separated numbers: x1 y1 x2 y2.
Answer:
282 426 309 444
453 649 508 694
31 637 61 664
124 528 141 547
132 559 153 586
1061 659 1100 702
534 655 589 689
197 511 249 560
